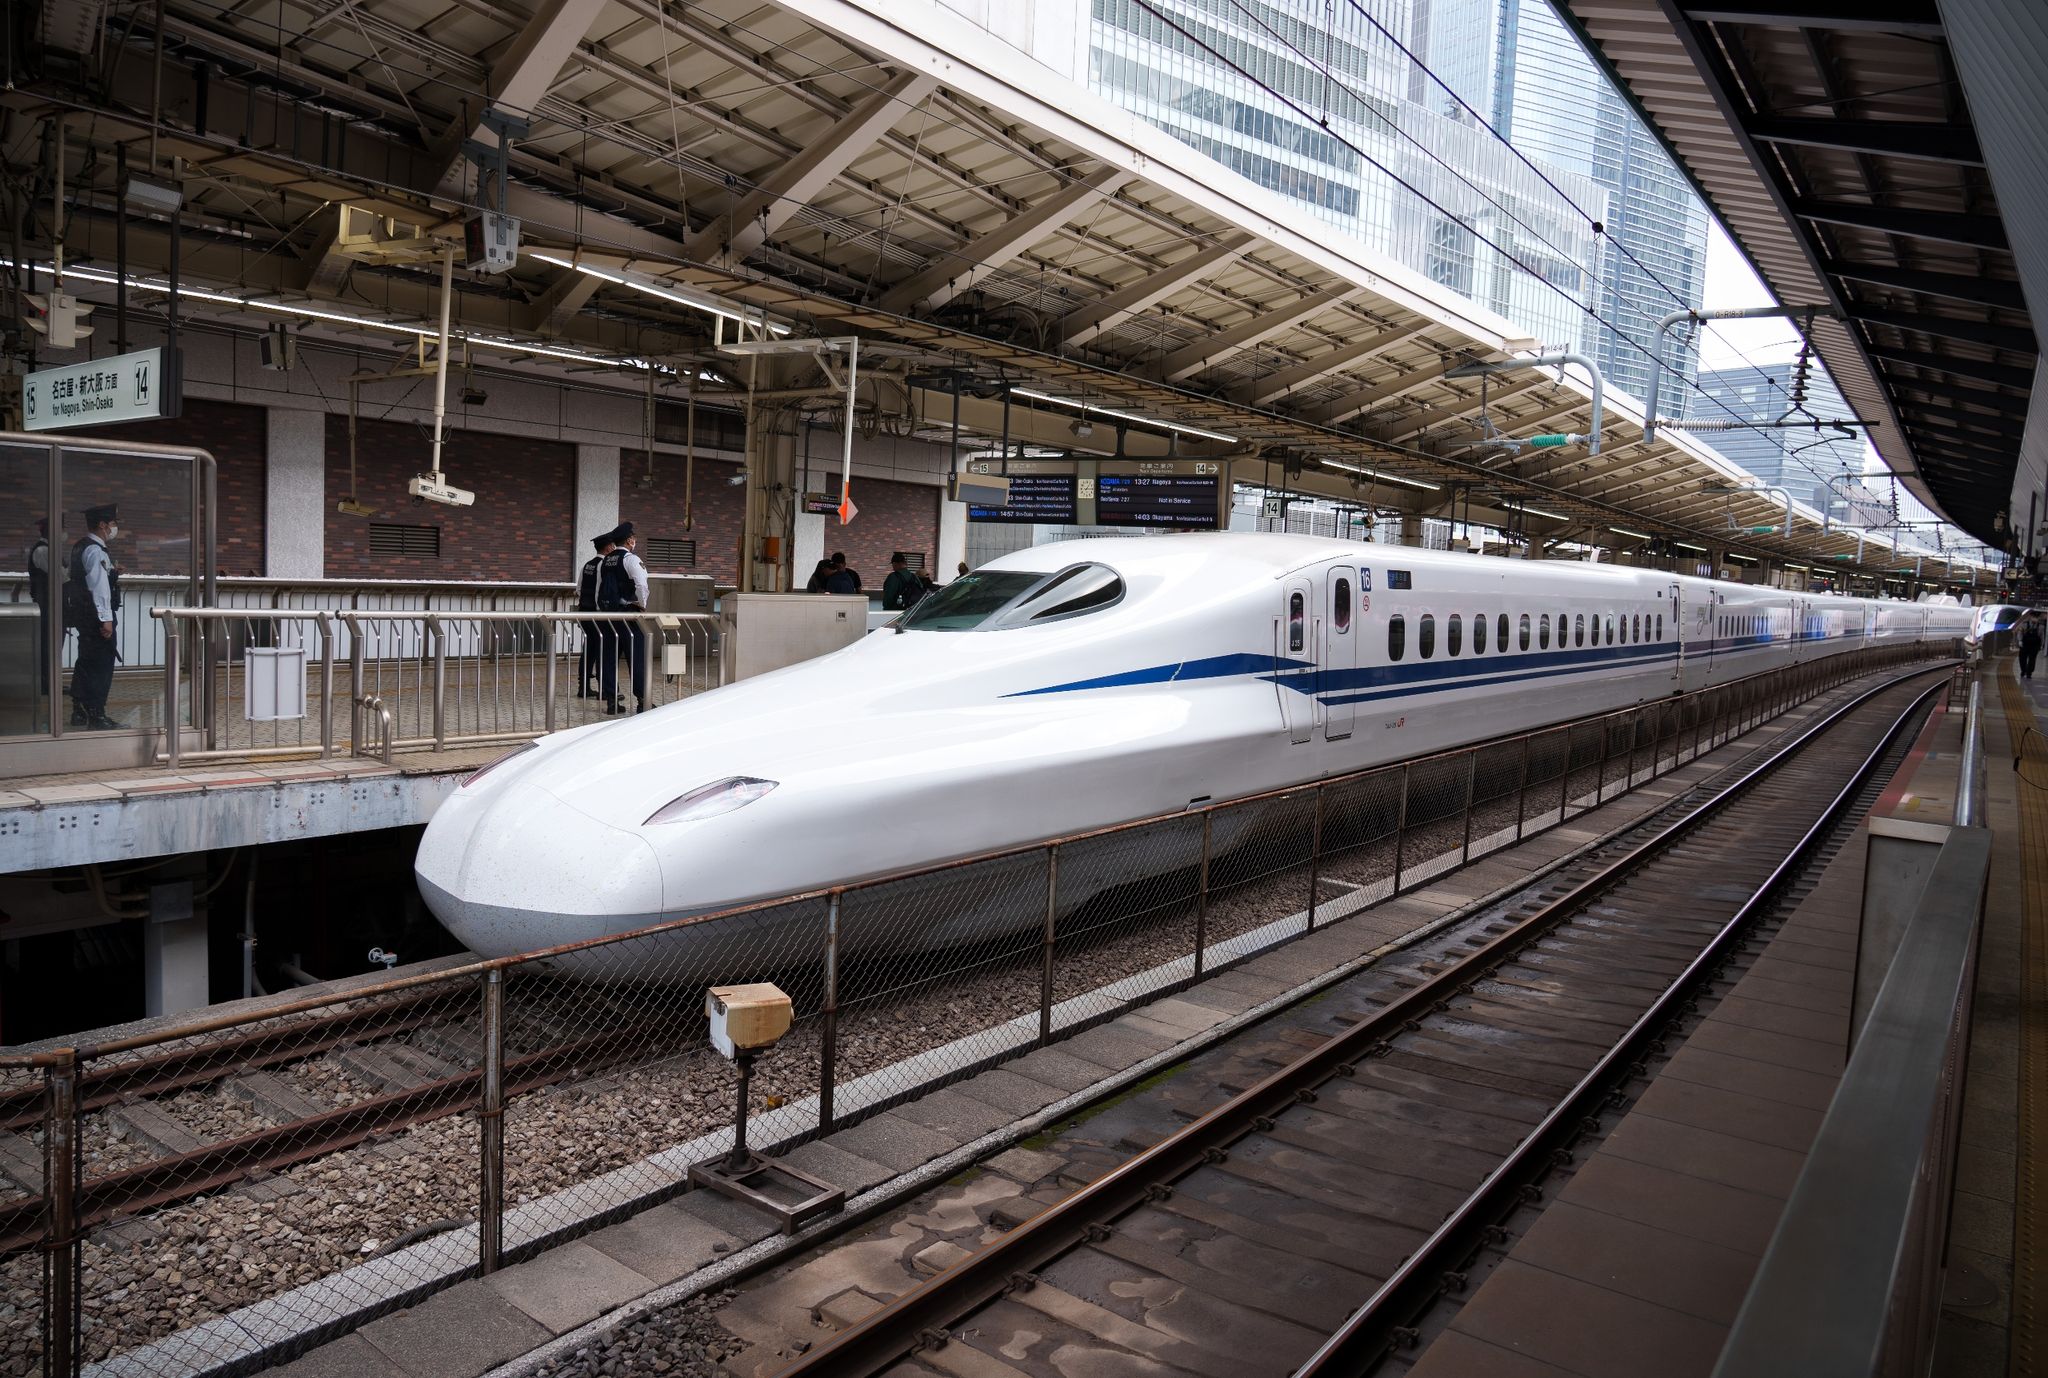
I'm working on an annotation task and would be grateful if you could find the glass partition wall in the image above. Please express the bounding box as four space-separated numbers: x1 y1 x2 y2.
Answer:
0 431 214 771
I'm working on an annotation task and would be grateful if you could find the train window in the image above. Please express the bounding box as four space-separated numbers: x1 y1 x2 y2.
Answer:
1631 614 1640 643
1388 615 1406 661
900 562 1125 632
1657 614 1664 640
1520 614 1531 651
1606 614 1617 644
1447 615 1463 656
1289 592 1306 653
1334 577 1352 633
1498 613 1510 651
1575 614 1585 647
1539 614 1551 649
1473 614 1487 655
1419 614 1436 659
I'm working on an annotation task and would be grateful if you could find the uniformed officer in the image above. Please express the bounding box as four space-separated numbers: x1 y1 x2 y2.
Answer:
575 531 615 697
596 521 651 714
65 503 123 730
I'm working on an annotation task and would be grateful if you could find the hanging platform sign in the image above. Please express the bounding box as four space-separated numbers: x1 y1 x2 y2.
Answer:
23 347 172 431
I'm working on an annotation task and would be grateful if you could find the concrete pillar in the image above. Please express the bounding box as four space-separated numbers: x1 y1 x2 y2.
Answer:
264 409 326 578
938 498 968 580
574 445 621 580
143 880 208 1018
1400 514 1424 548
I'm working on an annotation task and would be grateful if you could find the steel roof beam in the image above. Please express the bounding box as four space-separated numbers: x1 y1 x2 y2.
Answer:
1793 200 2009 251
1151 287 1355 383
1866 345 2034 390
1372 374 1554 444
1894 402 2028 438
1748 117 1983 165
875 167 1136 315
1305 358 1455 427
1234 324 1429 407
1680 0 1942 33
1830 261 2018 307
682 71 938 267
1059 233 1256 348
1847 305 2036 354
442 0 608 172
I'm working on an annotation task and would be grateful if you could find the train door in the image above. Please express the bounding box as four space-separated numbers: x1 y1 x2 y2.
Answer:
1279 578 1314 744
1324 566 1356 741
1668 583 1683 689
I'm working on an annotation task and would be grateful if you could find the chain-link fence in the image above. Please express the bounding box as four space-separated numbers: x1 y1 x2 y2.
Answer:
0 642 1948 1378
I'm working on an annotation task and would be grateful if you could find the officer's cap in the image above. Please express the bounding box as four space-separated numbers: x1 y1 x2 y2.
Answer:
611 521 635 542
591 533 613 551
84 503 118 527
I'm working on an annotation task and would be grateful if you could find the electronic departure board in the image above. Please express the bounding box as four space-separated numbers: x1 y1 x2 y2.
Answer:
967 473 1078 524
1096 473 1224 529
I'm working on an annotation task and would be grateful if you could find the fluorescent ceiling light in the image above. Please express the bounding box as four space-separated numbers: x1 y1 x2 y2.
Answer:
1010 387 1237 444
528 253 788 335
1500 500 1569 521
1609 526 1651 540
1670 541 1707 553
1319 458 1440 491
9 258 661 371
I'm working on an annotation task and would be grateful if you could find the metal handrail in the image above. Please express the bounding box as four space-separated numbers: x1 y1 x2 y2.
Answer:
1711 680 1990 1378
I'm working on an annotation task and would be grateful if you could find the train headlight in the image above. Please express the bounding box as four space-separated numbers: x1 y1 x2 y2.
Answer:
645 776 779 825
463 742 537 789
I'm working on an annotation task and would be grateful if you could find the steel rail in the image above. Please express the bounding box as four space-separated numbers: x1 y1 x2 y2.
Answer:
778 663 1950 1378
1294 672 1949 1374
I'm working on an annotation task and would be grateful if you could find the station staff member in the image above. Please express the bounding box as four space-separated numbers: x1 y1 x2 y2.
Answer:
66 503 123 730
596 522 652 714
575 530 615 697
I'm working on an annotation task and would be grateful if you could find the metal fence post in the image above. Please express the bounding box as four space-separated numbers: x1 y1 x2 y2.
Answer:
1459 749 1478 864
1306 786 1324 932
162 629 182 770
544 616 559 734
1039 845 1059 1046
1392 764 1412 893
1594 717 1609 807
1515 734 1531 842
44 1052 79 1378
430 617 448 752
1194 812 1212 979
478 969 505 1274
1559 727 1573 821
317 614 336 759
820 892 841 1133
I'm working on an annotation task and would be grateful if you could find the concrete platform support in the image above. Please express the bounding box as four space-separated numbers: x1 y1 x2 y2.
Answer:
937 498 967 580
265 409 326 578
143 880 208 1018
742 363 802 592
1400 514 1423 547
573 445 621 578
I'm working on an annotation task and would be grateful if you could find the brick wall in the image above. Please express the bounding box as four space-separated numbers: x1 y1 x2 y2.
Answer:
326 415 573 581
821 474 940 585
620 450 746 585
0 398 266 577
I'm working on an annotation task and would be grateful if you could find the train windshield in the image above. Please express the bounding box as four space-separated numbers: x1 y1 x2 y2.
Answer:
896 563 1124 632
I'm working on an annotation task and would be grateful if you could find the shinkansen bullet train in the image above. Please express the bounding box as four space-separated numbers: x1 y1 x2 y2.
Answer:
416 533 1969 974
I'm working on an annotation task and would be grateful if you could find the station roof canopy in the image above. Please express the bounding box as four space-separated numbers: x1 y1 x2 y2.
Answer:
1549 0 2045 548
4 0 2000 582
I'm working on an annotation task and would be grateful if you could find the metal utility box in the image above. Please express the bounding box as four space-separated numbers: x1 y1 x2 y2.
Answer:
647 574 718 615
706 983 792 1058
720 593 867 682
244 646 308 720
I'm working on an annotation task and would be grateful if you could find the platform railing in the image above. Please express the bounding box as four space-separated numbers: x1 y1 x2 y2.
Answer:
1712 670 1990 1378
0 643 1952 1378
149 609 722 767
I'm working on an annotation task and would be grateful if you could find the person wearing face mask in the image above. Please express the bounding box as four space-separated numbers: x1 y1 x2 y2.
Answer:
64 503 124 730
596 522 651 714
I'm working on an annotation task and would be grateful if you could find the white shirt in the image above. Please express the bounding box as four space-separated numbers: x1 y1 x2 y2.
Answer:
79 533 114 623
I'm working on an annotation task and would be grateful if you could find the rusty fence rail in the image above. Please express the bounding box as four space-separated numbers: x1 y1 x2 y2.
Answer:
148 609 723 767
0 643 1948 1378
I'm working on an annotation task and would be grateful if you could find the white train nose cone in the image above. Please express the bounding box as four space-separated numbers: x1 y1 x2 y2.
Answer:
416 781 666 961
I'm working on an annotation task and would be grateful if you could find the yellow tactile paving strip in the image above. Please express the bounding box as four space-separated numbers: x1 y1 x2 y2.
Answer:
1998 664 2048 1378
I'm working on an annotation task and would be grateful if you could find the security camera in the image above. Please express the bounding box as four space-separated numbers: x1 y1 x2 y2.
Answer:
1070 418 1094 438
408 474 476 507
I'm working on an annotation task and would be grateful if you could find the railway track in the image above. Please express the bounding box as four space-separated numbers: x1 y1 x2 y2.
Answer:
775 663 1949 1378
